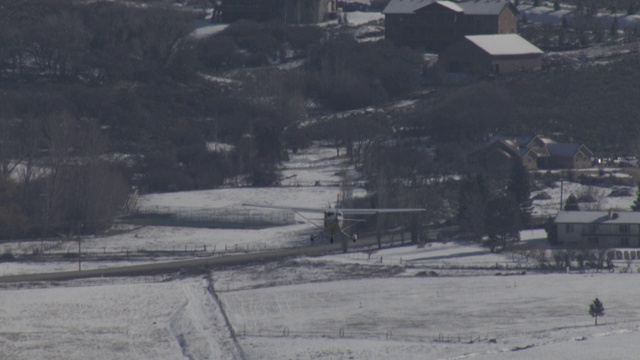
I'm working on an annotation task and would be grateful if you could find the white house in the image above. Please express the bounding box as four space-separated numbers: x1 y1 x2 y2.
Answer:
555 211 640 248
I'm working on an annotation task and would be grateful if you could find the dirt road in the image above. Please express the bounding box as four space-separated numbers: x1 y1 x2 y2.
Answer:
0 235 413 283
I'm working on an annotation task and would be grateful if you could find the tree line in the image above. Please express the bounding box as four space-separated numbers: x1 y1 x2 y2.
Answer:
0 0 425 240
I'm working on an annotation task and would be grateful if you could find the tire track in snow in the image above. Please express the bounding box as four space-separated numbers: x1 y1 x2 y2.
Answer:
205 277 247 360
169 280 245 360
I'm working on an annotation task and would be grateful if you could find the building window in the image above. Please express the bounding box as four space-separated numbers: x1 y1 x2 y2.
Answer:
620 224 630 234
587 224 599 234
565 224 574 233
588 237 599 245
621 238 630 247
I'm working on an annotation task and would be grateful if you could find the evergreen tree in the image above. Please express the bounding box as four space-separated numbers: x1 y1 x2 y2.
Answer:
457 174 489 242
544 216 559 245
589 298 605 325
576 0 584 15
507 163 532 228
554 0 561 11
484 196 521 252
0 178 27 239
628 4 636 15
631 183 640 211
610 16 619 37
565 194 580 211
587 2 598 17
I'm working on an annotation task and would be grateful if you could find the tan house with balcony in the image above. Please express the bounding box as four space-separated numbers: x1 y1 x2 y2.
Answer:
555 211 640 248
468 135 593 174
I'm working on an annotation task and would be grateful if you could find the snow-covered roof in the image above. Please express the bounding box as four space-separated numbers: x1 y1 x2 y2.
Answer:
465 34 543 56
488 147 514 159
434 1 463 13
489 135 535 147
457 0 512 15
518 6 573 25
383 0 436 14
518 5 640 29
555 211 640 224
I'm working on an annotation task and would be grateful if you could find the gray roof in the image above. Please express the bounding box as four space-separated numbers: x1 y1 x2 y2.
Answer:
546 143 582 157
457 0 513 15
383 0 436 14
384 0 513 15
555 211 640 224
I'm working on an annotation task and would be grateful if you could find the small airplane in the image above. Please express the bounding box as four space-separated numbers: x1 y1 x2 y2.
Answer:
243 203 425 244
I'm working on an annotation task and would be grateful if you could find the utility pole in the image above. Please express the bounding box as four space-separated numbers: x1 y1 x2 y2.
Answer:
560 169 565 210
78 237 81 271
78 223 83 271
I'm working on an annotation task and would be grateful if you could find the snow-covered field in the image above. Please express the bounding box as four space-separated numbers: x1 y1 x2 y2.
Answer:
2 143 640 359
220 272 640 360
0 277 241 360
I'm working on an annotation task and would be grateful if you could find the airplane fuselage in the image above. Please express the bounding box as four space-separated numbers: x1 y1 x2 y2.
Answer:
323 210 344 236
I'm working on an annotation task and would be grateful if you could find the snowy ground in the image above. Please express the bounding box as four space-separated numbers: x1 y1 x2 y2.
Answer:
220 272 640 360
2 143 640 359
0 277 242 360
533 180 635 217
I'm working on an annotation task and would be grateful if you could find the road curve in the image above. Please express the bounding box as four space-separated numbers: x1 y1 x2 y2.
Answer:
0 236 407 283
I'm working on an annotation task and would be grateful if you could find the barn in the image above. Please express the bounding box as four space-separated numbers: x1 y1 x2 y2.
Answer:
438 34 543 75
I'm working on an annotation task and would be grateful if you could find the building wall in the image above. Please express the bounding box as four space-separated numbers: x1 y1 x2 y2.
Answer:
385 14 415 47
491 54 542 74
439 40 492 72
522 153 538 170
462 15 499 35
497 6 518 33
412 5 461 51
384 3 517 51
557 222 586 244
574 148 592 168
557 222 640 247
550 154 588 169
440 41 541 75
467 141 520 174
484 150 514 174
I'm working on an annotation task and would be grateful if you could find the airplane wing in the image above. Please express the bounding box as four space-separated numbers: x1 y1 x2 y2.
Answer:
340 208 426 215
244 204 425 215
242 203 327 213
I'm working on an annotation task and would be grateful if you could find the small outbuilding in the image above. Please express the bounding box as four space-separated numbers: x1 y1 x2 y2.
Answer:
439 34 543 75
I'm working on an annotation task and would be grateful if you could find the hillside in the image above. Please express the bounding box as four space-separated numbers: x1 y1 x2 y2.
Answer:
2 0 640 241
